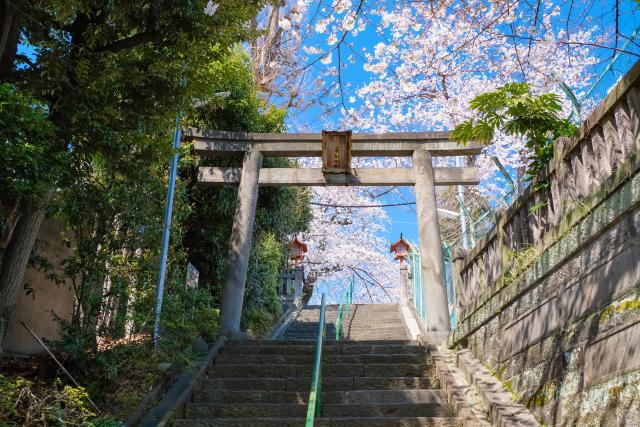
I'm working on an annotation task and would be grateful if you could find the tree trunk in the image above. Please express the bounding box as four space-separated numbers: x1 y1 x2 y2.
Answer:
0 0 25 78
0 197 49 354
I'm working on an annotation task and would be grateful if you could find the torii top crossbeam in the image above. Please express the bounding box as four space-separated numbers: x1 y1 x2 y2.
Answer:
187 129 483 187
188 129 482 157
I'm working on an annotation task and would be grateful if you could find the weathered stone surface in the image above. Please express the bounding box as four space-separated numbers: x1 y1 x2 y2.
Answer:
457 349 539 427
451 62 640 427
414 149 450 335
584 320 640 388
323 402 453 417
203 378 287 391
296 363 364 377
353 376 437 390
627 86 640 150
185 402 307 418
342 389 446 404
209 364 297 378
199 166 480 186
219 147 263 337
175 418 463 427
364 363 430 377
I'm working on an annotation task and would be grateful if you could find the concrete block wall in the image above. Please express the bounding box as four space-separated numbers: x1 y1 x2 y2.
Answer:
450 60 640 426
2 218 74 354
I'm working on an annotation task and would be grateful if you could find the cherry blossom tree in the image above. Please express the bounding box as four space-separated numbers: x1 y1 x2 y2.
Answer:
248 0 633 302
302 185 400 304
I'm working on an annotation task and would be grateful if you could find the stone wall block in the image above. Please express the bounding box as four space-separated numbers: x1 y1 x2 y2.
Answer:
512 208 523 249
488 238 501 285
479 249 487 293
626 86 640 151
504 218 516 251
519 205 532 247
590 127 611 183
555 160 574 213
484 242 495 287
528 196 542 245
469 262 480 313
548 174 561 227
553 136 571 169
614 102 635 158
571 153 590 198
603 115 625 169
580 140 597 193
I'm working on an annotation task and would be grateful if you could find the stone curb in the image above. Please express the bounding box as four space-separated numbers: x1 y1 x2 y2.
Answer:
137 336 227 427
399 301 483 426
428 345 482 427
457 349 539 427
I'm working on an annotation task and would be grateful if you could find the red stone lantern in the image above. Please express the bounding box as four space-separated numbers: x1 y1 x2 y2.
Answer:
289 237 308 266
390 233 411 265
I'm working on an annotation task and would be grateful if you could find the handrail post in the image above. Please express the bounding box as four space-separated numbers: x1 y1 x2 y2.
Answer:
335 303 343 341
305 293 327 426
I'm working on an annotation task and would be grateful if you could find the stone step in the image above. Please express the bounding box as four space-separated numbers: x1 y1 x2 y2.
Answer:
341 390 447 404
202 376 438 391
323 402 453 418
283 328 409 339
214 353 427 365
193 389 447 404
185 403 307 418
225 339 416 346
208 363 431 378
220 344 425 355
174 417 461 427
185 402 453 418
289 319 405 325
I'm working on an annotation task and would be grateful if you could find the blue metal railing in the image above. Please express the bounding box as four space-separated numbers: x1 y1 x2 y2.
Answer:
305 293 327 426
335 278 353 340
407 244 456 327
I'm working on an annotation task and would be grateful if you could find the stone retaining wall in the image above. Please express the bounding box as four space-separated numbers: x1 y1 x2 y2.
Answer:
450 61 640 425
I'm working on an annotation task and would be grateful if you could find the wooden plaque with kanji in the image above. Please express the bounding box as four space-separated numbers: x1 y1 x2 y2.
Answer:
322 130 352 174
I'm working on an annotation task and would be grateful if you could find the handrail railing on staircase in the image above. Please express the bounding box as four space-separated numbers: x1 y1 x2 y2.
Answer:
335 277 353 341
305 293 327 426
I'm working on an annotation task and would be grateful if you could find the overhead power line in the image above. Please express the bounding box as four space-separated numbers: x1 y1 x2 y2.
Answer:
309 202 461 219
310 201 415 208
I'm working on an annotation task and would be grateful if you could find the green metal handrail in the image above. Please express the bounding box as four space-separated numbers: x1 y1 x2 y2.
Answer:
335 277 353 341
305 293 327 426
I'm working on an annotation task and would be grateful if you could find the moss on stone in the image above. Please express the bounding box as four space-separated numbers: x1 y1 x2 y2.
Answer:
525 382 558 409
599 297 640 322
503 378 513 392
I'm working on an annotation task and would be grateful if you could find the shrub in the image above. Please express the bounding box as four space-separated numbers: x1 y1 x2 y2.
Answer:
0 374 118 426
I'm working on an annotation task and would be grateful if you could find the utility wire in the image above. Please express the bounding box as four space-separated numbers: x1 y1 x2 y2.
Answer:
310 201 416 208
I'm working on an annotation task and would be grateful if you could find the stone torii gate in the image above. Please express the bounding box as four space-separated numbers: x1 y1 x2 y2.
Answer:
188 129 482 341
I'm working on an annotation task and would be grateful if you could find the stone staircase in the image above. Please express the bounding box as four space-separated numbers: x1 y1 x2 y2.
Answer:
281 304 410 341
174 304 463 426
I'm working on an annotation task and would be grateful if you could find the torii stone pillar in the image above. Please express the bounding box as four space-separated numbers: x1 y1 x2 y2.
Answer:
219 147 263 337
413 149 451 340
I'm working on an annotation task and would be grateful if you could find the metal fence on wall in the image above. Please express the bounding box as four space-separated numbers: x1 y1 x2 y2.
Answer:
567 26 640 123
407 243 457 329
447 29 640 255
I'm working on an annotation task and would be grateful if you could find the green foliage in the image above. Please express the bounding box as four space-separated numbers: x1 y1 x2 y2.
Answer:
452 82 577 179
180 48 312 334
160 285 221 348
0 0 312 422
46 47 310 364
188 46 287 133
243 232 282 334
1 0 266 358
0 375 117 426
0 84 58 217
